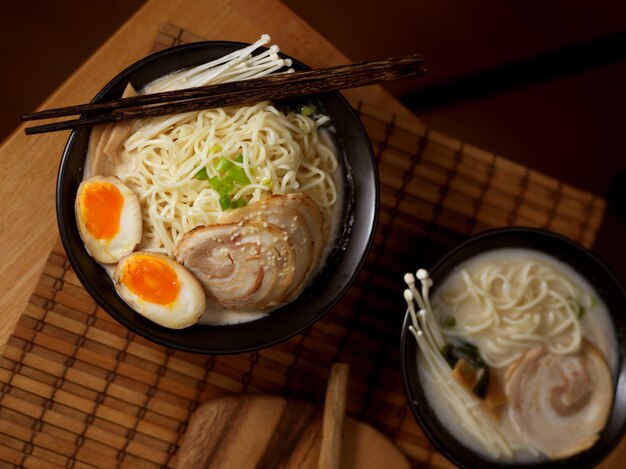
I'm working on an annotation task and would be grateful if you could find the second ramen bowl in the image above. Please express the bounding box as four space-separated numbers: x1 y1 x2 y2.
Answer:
401 227 626 469
56 41 378 354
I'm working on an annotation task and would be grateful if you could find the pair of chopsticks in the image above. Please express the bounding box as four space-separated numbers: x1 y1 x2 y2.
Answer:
21 54 425 135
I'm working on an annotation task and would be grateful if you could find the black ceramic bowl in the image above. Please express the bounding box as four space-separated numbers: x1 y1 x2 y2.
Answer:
57 41 378 354
401 227 626 469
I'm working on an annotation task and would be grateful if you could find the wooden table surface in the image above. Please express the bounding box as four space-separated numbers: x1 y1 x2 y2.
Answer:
0 0 622 467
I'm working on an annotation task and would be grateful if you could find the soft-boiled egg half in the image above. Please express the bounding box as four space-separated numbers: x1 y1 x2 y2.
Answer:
75 175 142 264
113 252 206 329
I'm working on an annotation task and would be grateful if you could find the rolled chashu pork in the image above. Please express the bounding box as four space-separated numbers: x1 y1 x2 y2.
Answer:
504 342 613 459
174 193 325 312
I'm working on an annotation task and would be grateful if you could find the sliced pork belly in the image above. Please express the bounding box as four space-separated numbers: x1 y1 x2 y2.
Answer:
218 196 314 299
265 193 326 273
176 193 328 312
175 220 295 311
504 343 613 459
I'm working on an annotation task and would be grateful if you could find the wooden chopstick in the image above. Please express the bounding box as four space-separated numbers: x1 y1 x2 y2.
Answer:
22 54 425 135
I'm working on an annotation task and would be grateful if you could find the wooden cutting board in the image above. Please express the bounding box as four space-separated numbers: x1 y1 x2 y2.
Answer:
175 395 411 469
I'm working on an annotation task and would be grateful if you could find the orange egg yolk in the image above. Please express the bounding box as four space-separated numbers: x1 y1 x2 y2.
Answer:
82 182 124 241
122 255 180 305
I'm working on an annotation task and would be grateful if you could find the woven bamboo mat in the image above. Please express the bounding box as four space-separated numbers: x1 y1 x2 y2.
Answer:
0 24 606 469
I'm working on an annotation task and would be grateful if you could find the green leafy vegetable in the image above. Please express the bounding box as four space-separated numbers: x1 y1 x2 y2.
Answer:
453 343 487 369
442 315 456 328
441 344 454 367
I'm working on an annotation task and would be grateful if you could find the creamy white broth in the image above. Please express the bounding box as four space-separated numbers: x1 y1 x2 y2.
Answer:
416 248 617 462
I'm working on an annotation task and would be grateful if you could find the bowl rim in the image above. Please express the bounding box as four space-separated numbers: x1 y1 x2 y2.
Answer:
400 226 626 469
56 40 379 354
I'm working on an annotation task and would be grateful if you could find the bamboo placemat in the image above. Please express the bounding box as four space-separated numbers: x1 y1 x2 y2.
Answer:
0 24 606 469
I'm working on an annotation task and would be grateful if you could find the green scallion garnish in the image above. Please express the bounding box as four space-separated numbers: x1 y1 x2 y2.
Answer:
207 154 254 211
195 167 209 180
231 199 247 208
216 157 233 173
219 194 231 210
300 105 314 117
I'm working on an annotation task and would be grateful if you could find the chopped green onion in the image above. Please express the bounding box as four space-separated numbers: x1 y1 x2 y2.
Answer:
577 304 586 318
235 173 250 185
195 167 209 180
221 176 235 193
210 144 222 153
225 166 250 185
209 176 223 191
300 105 314 117
208 154 253 210
219 194 231 210
216 157 233 173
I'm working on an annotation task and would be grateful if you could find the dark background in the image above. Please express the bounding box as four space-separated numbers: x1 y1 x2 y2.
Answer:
3 0 625 281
